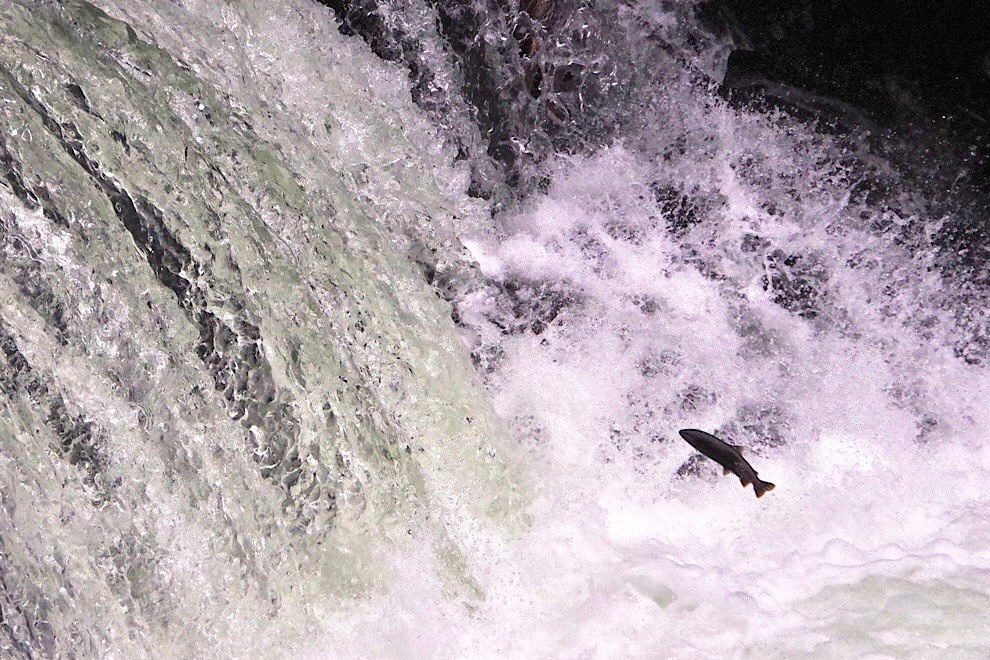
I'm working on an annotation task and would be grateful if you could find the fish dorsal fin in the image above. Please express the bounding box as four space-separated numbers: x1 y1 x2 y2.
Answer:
722 467 732 476
731 444 745 454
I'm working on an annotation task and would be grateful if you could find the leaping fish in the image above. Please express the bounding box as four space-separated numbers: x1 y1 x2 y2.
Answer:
678 429 775 498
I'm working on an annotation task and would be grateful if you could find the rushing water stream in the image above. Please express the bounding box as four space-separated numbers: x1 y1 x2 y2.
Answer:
2 0 990 657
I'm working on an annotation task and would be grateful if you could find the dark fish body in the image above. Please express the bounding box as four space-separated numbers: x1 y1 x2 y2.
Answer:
678 429 776 498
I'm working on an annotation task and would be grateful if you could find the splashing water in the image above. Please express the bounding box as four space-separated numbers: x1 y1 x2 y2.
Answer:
2 0 990 658
446 142 990 657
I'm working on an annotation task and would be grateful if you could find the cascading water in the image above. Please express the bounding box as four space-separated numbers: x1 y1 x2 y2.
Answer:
2 0 990 658
0 1 525 655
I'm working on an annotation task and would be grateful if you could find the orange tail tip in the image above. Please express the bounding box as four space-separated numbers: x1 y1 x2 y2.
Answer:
754 480 776 498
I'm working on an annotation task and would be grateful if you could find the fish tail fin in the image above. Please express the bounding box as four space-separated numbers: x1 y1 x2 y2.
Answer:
753 480 776 498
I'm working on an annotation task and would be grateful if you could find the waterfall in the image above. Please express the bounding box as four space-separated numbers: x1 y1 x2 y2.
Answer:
2 0 990 657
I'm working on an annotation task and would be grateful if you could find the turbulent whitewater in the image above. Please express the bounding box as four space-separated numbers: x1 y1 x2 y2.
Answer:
2 0 990 658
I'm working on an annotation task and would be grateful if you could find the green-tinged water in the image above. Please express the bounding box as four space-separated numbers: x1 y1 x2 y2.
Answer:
4 1 990 658
0 1 524 656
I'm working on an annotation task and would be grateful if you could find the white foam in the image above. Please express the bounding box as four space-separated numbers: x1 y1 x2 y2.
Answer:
369 137 990 656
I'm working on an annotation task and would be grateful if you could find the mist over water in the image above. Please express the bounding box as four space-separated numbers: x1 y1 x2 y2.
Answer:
2 0 990 657
451 143 990 656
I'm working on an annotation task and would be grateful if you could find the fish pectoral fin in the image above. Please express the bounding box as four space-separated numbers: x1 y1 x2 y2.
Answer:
723 467 732 476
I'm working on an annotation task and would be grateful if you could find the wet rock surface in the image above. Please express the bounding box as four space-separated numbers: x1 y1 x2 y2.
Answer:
711 0 990 190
